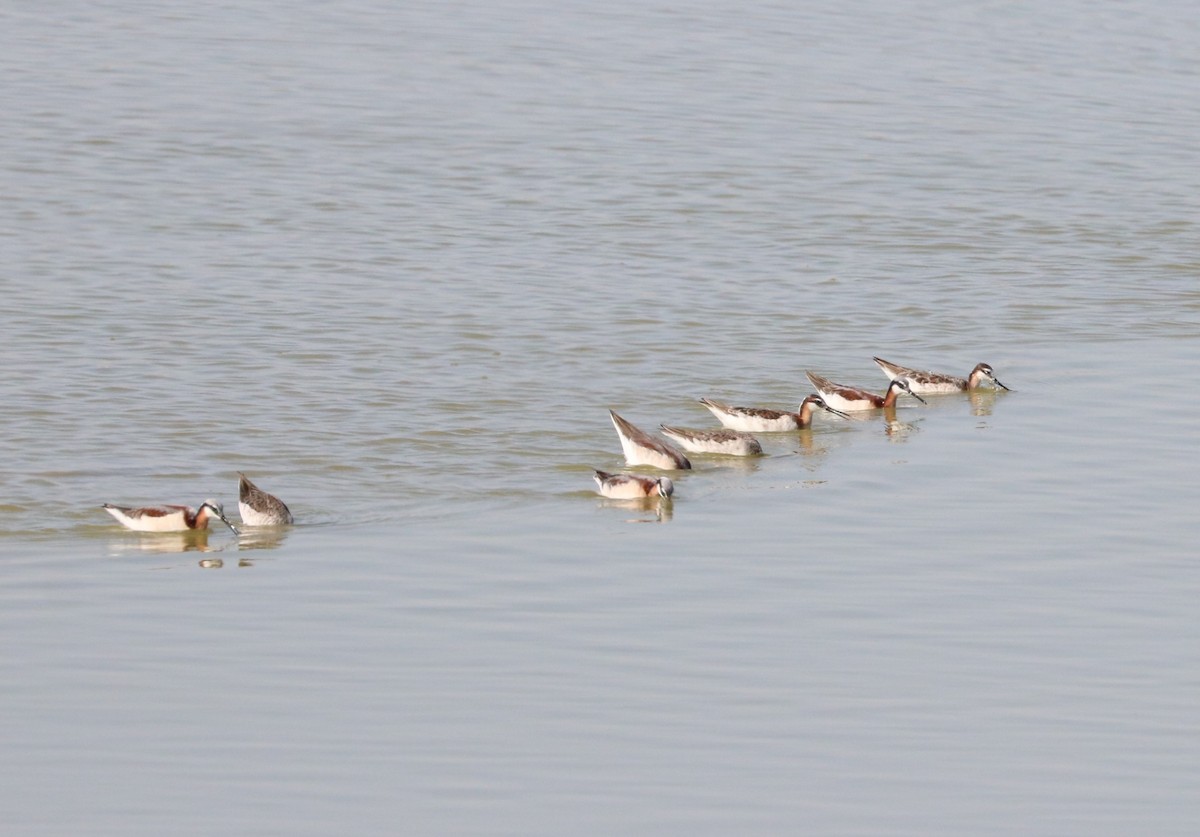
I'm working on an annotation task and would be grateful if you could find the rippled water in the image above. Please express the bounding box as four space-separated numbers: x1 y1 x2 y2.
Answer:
2 0 1199 833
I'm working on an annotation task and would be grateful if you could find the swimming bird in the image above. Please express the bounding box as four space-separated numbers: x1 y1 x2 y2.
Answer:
805 371 927 412
238 472 294 526
659 424 763 456
103 499 239 535
609 410 691 470
873 356 1010 394
593 470 674 499
698 395 850 432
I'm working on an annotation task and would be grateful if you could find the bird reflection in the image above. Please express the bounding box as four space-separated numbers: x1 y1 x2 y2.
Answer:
705 455 763 476
107 530 219 555
884 414 920 441
105 525 289 561
598 496 673 523
791 429 835 458
199 558 258 569
233 527 291 551
968 389 998 417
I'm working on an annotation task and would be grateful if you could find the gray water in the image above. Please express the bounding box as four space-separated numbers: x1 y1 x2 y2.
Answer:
2 1 1199 834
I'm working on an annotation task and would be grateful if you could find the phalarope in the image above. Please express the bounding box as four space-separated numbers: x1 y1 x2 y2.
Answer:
659 424 763 456
238 473 294 526
593 470 674 499
873 356 1010 394
805 371 926 412
103 499 239 535
609 410 691 470
698 395 849 432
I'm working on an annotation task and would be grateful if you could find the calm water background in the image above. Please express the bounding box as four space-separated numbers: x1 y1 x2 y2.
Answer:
2 0 1199 833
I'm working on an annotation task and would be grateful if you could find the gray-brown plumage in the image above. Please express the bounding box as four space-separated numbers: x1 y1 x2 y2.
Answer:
238 473 294 526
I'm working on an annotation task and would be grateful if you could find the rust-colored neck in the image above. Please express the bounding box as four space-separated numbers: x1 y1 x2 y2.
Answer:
880 383 902 408
796 400 815 427
191 507 208 529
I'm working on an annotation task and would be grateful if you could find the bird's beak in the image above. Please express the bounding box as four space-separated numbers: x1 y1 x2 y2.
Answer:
219 513 240 537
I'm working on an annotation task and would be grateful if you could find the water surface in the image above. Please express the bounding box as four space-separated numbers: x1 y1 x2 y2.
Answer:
2 0 1199 834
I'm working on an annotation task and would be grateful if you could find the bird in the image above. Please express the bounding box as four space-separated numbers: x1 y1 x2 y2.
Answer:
872 356 1010 394
238 472 294 526
609 410 691 470
593 470 674 499
698 394 849 432
659 424 763 456
103 499 239 535
805 371 927 412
